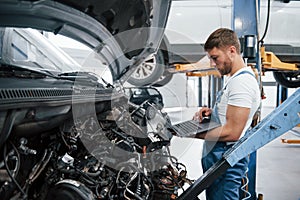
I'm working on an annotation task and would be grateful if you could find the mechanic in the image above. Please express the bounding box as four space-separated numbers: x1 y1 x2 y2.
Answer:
193 28 261 200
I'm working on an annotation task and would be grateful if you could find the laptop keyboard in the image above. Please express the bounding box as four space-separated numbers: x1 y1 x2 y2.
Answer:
172 119 221 137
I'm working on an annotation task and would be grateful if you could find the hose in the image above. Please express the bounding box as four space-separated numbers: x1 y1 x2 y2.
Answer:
259 0 271 44
3 143 27 199
124 172 144 200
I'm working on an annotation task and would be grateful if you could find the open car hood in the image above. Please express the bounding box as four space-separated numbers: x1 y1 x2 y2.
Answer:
0 0 171 84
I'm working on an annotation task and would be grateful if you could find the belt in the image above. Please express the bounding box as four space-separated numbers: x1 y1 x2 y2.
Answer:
226 141 236 146
209 141 236 147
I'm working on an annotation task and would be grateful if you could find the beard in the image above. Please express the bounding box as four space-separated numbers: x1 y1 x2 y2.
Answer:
217 60 232 75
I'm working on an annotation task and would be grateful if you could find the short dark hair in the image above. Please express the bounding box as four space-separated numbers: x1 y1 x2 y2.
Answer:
204 28 241 53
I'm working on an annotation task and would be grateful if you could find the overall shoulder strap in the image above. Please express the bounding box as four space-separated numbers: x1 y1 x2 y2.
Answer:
223 70 256 90
235 70 255 78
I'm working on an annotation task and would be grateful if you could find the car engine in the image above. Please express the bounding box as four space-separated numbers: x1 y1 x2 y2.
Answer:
0 85 191 200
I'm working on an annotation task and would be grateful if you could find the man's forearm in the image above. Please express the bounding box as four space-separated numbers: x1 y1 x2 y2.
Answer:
195 124 240 142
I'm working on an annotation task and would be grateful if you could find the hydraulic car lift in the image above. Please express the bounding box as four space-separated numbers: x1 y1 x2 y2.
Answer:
175 0 300 199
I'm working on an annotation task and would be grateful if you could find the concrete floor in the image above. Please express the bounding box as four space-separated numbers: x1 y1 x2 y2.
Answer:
166 105 300 200
256 105 300 200
256 129 300 200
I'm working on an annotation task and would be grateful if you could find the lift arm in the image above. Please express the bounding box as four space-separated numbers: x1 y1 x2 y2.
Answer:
171 56 221 77
178 88 300 200
172 46 299 78
260 46 299 71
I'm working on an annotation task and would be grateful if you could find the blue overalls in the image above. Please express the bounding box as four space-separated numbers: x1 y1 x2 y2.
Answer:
201 70 255 200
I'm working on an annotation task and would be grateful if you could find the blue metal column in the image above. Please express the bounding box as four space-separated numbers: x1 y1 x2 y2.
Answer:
233 1 260 199
276 84 288 106
198 77 202 107
233 0 259 37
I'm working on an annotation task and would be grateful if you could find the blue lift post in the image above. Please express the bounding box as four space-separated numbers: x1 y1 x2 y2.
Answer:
233 0 261 199
177 87 300 200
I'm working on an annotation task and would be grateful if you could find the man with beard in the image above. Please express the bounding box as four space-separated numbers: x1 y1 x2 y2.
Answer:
193 28 261 200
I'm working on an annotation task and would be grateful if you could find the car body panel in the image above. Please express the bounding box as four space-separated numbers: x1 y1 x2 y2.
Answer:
164 0 300 64
0 0 171 83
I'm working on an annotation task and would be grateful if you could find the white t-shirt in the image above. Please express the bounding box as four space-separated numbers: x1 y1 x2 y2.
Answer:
217 67 261 139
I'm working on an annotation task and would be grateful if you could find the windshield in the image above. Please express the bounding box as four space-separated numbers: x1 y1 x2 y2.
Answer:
0 27 113 84
1 27 81 73
47 33 114 84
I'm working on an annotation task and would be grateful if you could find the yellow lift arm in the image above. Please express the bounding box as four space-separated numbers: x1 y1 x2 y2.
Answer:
172 47 299 77
172 56 220 77
260 46 299 71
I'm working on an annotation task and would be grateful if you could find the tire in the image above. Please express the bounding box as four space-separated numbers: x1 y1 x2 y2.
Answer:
273 71 300 88
152 70 173 87
127 50 165 86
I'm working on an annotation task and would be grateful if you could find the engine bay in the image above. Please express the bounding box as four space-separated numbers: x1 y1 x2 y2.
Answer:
0 82 192 200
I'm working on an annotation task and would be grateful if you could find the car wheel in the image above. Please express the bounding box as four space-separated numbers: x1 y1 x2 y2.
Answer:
273 71 300 88
127 50 165 86
152 70 173 87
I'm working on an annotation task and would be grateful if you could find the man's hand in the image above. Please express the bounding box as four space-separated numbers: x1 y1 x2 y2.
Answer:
193 107 212 122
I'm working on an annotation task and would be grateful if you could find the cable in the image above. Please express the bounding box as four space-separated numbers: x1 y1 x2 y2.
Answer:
28 150 53 184
241 167 251 200
124 172 144 200
3 143 27 199
259 0 271 44
9 141 20 178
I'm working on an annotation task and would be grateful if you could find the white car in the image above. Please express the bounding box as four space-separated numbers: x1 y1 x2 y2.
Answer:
128 0 300 88
0 1 195 200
